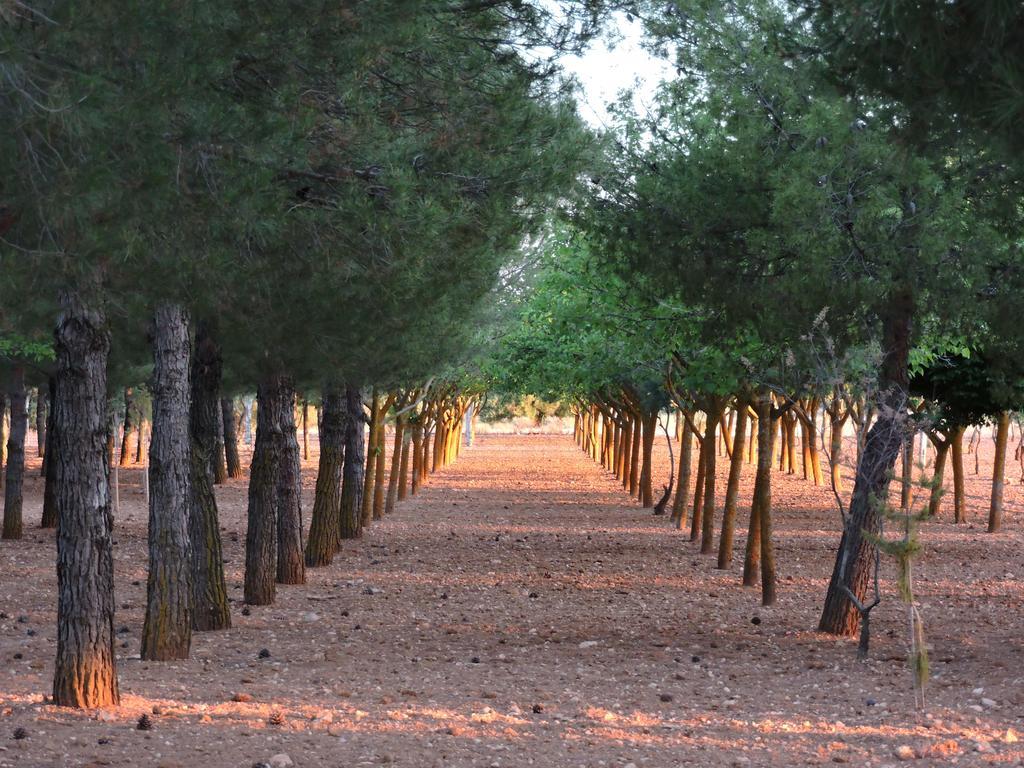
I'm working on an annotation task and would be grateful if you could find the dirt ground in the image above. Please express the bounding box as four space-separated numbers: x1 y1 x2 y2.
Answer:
1 429 1023 768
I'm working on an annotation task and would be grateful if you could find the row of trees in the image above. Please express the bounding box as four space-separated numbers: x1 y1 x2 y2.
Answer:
0 0 599 708
482 1 1024 647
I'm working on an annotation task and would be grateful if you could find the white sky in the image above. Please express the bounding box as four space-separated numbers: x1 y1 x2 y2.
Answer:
557 12 674 128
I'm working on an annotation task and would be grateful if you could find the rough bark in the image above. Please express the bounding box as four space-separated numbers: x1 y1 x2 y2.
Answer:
951 425 966 523
41 377 59 529
2 366 27 540
52 293 119 708
275 377 305 585
818 289 912 636
700 408 720 555
213 396 228 485
398 420 411 502
244 378 281 606
188 323 230 632
361 392 380 527
141 304 193 661
306 389 345 567
373 420 387 519
988 412 1010 532
221 397 242 478
754 396 777 605
339 385 365 539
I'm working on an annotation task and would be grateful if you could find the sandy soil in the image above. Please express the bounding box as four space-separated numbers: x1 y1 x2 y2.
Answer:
1 430 1022 768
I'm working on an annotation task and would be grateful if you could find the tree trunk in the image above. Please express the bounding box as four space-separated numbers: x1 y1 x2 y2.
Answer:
373 420 387 520
717 398 748 569
2 366 27 540
339 386 365 539
35 386 47 459
221 398 242 478
628 414 641 497
411 420 423 495
754 395 777 605
620 417 632 490
398 420 411 501
135 417 145 464
989 412 1010 532
244 377 281 606
188 322 230 632
212 395 228 485
119 389 135 466
302 398 310 461
305 389 345 566
819 289 912 636
242 396 254 445
951 425 966 523
141 304 193 661
52 293 119 708
830 410 846 493
927 439 950 518
690 445 705 542
41 377 59 529
275 377 305 585
639 411 656 508
361 391 380 527
700 408 720 555
385 416 405 516
671 416 693 530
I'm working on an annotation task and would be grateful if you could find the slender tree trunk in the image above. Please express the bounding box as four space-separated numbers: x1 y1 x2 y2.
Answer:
135 417 145 464
188 322 230 632
221 398 242 478
0 394 6 489
989 412 1010 532
951 425 966 523
700 408 720 555
212 396 228 485
690 445 705 542
339 386 365 539
717 398 748 569
244 377 281 606
398 421 412 501
751 396 777 604
305 389 345 566
830 411 846 494
385 416 405 516
620 417 632 490
2 366 27 540
927 440 950 518
302 398 310 461
628 414 641 497
819 289 912 636
411 420 423 495
35 387 47 459
671 417 693 530
119 389 135 466
900 430 914 512
373 420 387 520
361 391 379 527
275 377 304 585
242 396 254 445
41 377 59 529
141 304 193 661
639 411 656 508
52 293 119 708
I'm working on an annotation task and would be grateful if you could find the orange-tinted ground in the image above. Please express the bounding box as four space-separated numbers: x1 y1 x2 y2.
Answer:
1 429 1022 767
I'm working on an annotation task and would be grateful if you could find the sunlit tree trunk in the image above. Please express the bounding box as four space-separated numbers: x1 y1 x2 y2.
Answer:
306 388 345 566
989 412 1010 532
717 396 748 569
52 293 119 708
700 405 721 555
671 415 693 530
951 425 966 523
385 415 405 516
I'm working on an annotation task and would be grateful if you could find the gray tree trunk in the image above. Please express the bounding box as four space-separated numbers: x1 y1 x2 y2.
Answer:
41 377 59 528
244 378 280 605
52 292 119 708
305 388 345 567
275 376 305 585
221 397 242 478
2 366 27 539
339 385 365 540
141 304 193 661
189 322 230 632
